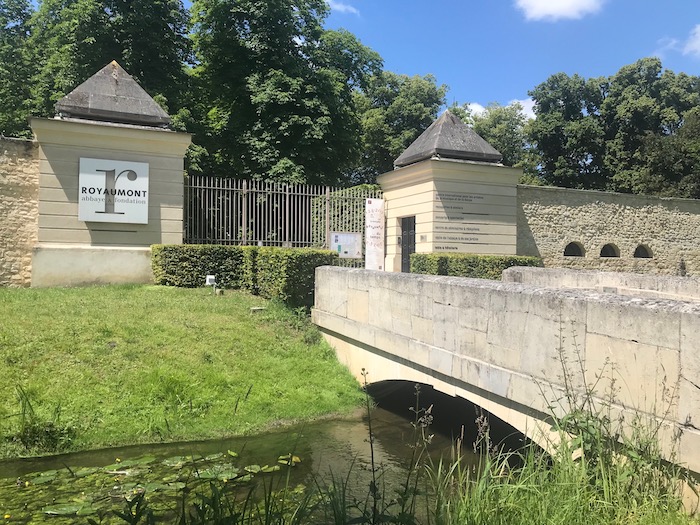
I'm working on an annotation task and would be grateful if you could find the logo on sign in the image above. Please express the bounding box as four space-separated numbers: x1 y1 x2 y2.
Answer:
79 158 149 224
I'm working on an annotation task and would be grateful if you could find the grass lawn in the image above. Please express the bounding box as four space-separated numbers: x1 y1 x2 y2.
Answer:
0 285 364 458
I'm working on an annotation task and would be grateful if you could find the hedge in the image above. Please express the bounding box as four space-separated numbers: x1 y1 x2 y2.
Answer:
410 253 542 280
151 244 337 307
255 248 338 307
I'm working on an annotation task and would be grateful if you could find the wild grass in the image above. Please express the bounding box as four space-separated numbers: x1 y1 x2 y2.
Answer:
0 285 364 458
104 370 700 525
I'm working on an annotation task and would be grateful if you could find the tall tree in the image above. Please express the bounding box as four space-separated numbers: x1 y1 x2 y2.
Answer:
349 72 447 183
189 0 382 184
27 0 190 120
528 57 700 195
472 102 529 168
601 58 700 193
527 72 607 189
635 107 700 198
0 0 34 136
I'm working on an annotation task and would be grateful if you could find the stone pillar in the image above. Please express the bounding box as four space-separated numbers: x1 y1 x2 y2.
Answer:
29 61 191 287
377 111 520 272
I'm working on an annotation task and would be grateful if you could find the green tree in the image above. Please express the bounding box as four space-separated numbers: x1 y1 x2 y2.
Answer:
634 107 700 198
189 0 381 184
349 71 447 183
528 57 700 195
0 0 34 136
472 102 528 167
27 0 190 119
601 58 700 193
527 72 607 189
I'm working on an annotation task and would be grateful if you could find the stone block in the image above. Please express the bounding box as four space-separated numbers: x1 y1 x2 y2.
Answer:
433 302 458 353
347 288 369 324
585 333 679 419
586 299 681 349
679 310 700 428
410 315 434 344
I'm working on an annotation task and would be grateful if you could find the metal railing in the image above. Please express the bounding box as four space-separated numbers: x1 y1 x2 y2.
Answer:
184 176 382 253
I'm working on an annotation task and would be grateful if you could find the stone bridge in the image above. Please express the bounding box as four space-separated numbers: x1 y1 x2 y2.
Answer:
311 266 700 476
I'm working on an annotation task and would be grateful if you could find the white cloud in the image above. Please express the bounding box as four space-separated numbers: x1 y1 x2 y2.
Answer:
683 24 700 57
328 1 360 15
510 98 536 120
467 102 486 117
515 0 605 21
653 37 681 59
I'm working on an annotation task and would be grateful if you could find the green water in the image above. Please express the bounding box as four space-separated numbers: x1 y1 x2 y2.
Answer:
0 405 474 523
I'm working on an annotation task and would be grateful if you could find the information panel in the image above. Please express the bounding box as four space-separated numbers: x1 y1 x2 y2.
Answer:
331 232 362 259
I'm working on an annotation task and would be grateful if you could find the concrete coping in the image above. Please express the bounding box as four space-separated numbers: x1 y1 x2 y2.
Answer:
316 266 700 315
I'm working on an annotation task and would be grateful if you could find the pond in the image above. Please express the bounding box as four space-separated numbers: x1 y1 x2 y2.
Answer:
0 385 488 523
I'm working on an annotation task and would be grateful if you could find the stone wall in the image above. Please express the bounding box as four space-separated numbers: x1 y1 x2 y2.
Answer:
503 267 700 302
0 137 39 286
517 185 700 276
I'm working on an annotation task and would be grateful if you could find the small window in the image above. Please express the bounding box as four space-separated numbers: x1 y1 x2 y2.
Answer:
600 244 620 258
564 242 585 257
633 245 652 258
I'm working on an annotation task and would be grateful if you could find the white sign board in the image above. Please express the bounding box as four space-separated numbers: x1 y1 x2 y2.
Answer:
79 158 149 224
365 198 385 270
331 232 362 259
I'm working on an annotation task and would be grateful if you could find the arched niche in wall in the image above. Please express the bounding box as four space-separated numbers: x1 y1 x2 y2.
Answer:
633 244 653 258
563 242 585 257
600 243 620 258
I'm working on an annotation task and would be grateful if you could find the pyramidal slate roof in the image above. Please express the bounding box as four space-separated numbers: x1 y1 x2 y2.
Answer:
55 61 171 127
394 110 502 168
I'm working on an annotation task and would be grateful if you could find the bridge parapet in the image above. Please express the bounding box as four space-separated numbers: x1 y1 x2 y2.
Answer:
312 266 700 476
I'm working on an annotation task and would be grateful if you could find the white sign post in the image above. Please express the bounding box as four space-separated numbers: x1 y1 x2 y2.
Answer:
79 158 149 224
365 198 385 270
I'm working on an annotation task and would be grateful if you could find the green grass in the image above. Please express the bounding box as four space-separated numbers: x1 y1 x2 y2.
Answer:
0 285 364 458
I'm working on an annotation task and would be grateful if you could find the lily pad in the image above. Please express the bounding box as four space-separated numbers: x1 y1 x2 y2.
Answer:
244 464 261 474
73 467 100 478
43 503 82 516
204 452 224 461
277 454 302 466
227 450 239 458
197 466 241 481
261 465 281 473
32 473 58 485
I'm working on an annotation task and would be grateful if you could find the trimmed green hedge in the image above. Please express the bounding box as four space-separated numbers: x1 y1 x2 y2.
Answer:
410 253 542 280
255 248 338 307
151 244 337 307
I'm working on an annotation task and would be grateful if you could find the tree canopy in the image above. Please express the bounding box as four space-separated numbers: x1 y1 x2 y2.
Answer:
2 2 699 194
528 57 700 196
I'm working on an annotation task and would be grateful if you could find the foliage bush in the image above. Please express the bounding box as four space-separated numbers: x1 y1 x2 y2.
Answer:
255 247 339 307
151 244 337 307
151 245 246 289
410 253 542 280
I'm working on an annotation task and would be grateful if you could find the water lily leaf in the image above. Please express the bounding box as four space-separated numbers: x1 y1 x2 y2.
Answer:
43 503 82 516
244 464 261 474
32 474 58 485
204 453 224 461
163 455 198 468
261 465 281 473
227 450 239 458
277 454 301 466
119 456 157 467
197 466 241 480
76 505 98 516
73 467 100 478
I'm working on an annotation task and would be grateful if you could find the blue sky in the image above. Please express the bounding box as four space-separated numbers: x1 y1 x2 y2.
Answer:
325 0 700 118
